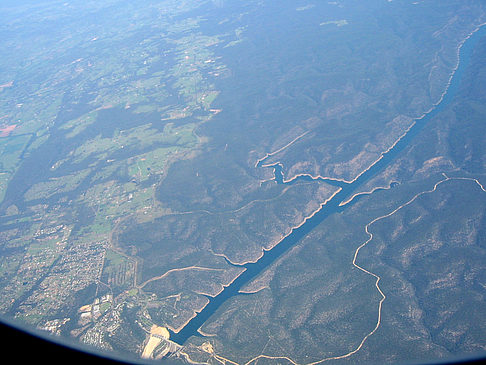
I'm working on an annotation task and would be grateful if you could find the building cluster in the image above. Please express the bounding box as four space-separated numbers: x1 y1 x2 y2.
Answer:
78 294 114 324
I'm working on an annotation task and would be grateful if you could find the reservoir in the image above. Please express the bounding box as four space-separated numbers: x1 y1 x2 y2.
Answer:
170 24 486 345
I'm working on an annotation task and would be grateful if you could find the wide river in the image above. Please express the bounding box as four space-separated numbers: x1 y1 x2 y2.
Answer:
170 24 486 345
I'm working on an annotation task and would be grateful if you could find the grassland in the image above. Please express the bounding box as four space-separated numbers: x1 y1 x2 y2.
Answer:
1 0 485 363
0 0 228 352
181 28 486 364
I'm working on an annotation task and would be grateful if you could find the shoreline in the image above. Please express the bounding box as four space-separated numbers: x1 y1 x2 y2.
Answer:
212 186 341 266
254 23 486 188
170 20 486 353
223 175 486 365
167 296 210 334
338 181 398 207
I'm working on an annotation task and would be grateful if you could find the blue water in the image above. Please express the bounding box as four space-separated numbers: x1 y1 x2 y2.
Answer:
170 26 486 345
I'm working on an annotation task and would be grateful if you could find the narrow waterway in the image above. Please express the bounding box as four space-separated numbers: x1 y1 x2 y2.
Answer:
170 25 486 345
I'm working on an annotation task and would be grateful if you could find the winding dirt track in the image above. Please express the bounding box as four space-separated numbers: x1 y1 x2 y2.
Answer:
207 175 485 365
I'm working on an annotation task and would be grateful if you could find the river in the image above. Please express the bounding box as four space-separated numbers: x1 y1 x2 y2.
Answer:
170 24 486 345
